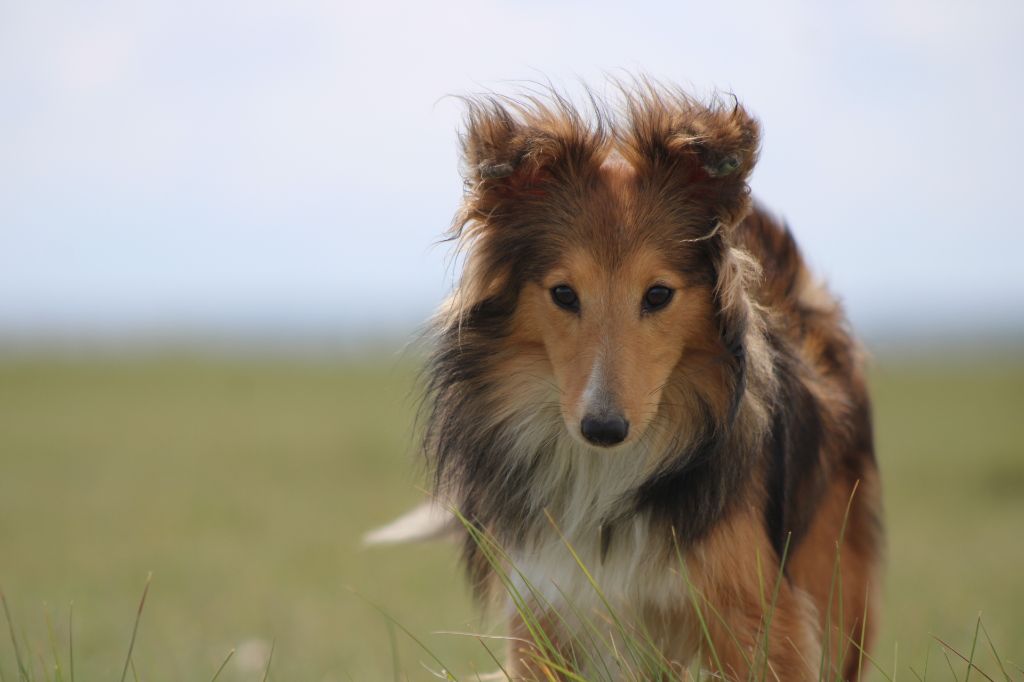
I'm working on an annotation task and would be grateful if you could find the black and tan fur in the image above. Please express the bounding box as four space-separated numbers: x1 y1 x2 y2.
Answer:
412 81 882 680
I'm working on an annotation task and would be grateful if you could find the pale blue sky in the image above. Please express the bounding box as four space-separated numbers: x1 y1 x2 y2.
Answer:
2 0 1023 343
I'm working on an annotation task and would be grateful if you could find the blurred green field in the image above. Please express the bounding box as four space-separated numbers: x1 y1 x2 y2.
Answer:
0 351 1022 680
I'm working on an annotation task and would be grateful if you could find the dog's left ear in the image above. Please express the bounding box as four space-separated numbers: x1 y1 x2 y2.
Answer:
663 104 759 182
666 104 760 229
626 96 760 229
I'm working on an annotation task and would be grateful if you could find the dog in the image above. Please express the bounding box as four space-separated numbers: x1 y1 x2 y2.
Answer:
372 81 883 681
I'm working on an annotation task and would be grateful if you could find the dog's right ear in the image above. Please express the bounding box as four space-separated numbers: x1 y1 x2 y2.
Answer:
459 98 597 198
461 104 555 195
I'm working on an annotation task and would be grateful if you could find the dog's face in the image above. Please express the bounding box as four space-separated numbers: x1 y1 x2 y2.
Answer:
506 158 721 449
451 90 760 451
522 247 714 448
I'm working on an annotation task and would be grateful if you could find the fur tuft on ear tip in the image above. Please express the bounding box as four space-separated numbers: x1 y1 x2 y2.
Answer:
619 83 761 191
478 161 516 180
704 154 741 178
456 91 606 194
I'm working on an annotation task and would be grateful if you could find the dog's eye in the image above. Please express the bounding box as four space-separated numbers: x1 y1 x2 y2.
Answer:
551 285 580 312
643 286 673 312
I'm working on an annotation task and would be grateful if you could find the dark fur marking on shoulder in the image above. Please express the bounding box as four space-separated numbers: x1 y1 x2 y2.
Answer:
631 394 752 544
762 334 827 559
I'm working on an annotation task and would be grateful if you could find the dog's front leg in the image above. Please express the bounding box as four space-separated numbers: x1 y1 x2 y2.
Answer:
689 511 822 681
696 577 821 681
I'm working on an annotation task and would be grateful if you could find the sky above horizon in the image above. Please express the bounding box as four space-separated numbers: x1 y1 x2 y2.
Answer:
2 0 1023 343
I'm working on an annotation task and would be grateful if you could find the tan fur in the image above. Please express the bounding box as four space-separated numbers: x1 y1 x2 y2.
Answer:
788 471 883 680
514 246 718 449
687 509 822 681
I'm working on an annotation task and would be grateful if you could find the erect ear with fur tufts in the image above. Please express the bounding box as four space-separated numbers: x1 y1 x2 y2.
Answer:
460 105 549 193
625 95 761 228
661 105 760 183
458 98 600 198
465 130 562 195
668 105 760 228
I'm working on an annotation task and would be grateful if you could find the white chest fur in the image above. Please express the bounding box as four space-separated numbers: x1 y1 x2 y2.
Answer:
506 436 691 640
509 515 685 616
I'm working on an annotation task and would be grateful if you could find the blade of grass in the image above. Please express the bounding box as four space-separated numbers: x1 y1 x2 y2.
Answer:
856 582 869 682
933 635 995 682
119 573 152 682
669 533 725 679
433 631 533 649
977 620 1011 682
475 636 511 681
44 607 64 682
386 620 401 682
842 633 894 682
526 653 591 682
923 639 930 681
1 589 29 682
18 627 32 682
419 660 464 681
754 546 769 682
38 650 52 682
349 589 458 681
260 639 275 682
819 481 860 682
67 603 74 682
781 634 816 682
756 533 792 682
209 648 235 682
940 643 961 682
551 585 615 680
964 614 982 682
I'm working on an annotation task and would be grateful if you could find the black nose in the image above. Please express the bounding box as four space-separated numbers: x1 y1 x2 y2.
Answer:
580 415 630 446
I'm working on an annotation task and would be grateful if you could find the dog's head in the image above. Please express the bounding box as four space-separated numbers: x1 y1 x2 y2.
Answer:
445 84 761 452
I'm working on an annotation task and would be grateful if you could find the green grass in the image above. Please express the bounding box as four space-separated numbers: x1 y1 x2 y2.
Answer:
0 351 1022 680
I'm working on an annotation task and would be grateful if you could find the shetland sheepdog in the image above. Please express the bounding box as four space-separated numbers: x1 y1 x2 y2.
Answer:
370 81 883 681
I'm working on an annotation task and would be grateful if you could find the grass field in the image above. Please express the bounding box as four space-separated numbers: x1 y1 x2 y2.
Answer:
0 350 1022 680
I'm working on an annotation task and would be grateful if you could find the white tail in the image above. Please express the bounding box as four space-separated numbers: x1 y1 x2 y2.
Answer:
362 500 458 546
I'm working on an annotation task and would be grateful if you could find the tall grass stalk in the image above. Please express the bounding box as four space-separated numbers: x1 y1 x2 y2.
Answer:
118 573 151 682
